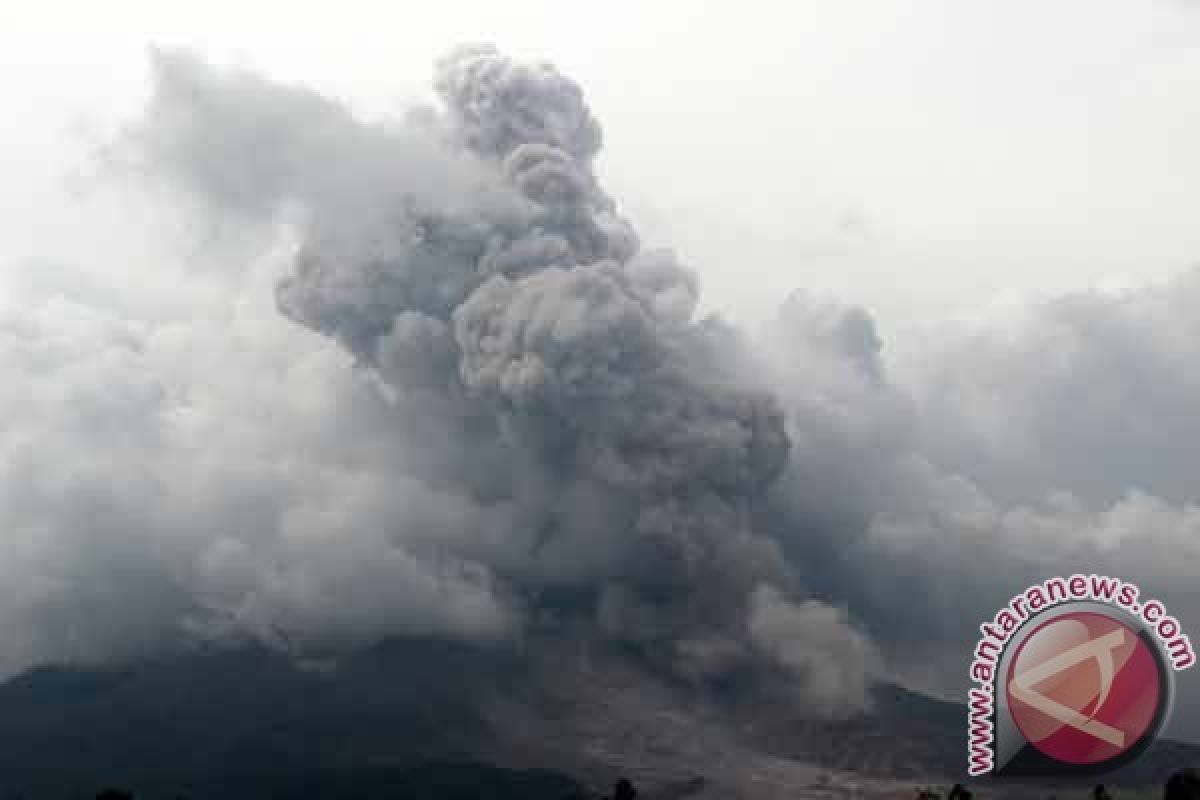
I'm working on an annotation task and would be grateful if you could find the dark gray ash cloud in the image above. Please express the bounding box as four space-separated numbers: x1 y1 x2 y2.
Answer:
761 281 1200 692
108 43 875 711
3 44 1199 723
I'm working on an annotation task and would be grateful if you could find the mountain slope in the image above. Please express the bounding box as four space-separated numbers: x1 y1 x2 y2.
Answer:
0 639 1195 799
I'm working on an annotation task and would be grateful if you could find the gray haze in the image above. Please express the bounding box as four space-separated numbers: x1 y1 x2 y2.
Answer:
1 32 1199 731
104 45 874 711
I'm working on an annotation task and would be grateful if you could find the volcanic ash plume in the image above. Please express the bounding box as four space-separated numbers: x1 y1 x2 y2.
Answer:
125 45 874 711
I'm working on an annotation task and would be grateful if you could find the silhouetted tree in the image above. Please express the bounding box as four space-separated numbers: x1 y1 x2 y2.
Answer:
611 778 637 800
1167 769 1200 800
947 783 972 800
1094 784 1113 800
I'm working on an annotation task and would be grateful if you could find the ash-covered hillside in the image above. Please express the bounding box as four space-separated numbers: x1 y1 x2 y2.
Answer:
1 639 1197 800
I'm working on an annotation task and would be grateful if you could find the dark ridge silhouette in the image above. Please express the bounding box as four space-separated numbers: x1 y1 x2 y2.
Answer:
210 762 585 800
94 790 132 800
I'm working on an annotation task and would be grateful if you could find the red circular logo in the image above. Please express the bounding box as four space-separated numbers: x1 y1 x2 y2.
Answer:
1006 611 1164 765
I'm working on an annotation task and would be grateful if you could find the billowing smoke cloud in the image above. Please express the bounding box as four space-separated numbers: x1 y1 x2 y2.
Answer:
5 44 1200 725
0 283 519 675
760 278 1200 698
94 44 872 709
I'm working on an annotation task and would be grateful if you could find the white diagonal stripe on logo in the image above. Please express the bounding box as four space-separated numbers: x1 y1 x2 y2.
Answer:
1008 628 1126 748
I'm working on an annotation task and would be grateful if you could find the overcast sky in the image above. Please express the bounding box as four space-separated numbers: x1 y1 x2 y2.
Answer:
5 0 1200 330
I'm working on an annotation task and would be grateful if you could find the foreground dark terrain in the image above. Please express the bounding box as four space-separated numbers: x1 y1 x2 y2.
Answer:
0 639 1197 799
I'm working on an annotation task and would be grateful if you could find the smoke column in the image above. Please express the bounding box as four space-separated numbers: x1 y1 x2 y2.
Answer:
8 43 1200 726
128 44 874 711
